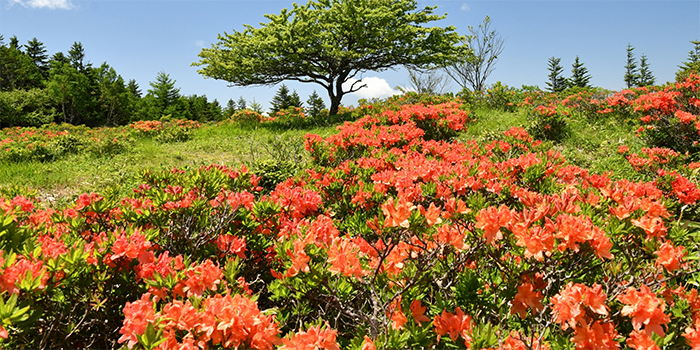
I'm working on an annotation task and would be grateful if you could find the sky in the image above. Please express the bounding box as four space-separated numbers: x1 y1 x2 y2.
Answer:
1 0 699 111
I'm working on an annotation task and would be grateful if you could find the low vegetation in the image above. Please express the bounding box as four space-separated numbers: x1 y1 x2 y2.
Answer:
1 74 700 350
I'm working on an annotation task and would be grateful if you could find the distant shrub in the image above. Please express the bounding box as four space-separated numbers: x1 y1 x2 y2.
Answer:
526 103 569 142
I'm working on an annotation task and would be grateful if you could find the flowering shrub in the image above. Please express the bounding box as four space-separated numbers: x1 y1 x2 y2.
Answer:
129 119 201 143
0 124 131 162
2 97 700 350
525 103 569 142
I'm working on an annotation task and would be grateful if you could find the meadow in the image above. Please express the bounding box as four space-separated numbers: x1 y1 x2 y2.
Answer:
1 77 700 350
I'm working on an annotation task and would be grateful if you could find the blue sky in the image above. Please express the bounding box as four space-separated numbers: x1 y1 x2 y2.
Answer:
1 0 699 110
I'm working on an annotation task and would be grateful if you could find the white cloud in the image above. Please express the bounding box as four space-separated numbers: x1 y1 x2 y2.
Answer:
195 40 206 47
9 0 73 9
344 77 400 99
461 3 470 11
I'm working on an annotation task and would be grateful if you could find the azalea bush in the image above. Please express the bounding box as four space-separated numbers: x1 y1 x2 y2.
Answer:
129 119 202 143
2 92 700 350
0 123 131 162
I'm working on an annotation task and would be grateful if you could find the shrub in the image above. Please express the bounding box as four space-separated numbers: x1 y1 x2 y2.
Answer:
526 103 569 142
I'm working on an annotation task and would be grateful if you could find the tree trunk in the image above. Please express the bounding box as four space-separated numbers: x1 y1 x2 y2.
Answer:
327 88 343 116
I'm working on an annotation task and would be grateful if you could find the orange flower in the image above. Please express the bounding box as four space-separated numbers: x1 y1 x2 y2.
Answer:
382 196 415 228
654 241 685 272
475 205 512 244
361 335 376 350
410 299 430 325
683 319 700 349
433 307 472 346
569 320 620 350
510 282 544 318
627 330 660 350
418 202 443 226
327 238 367 280
285 239 310 278
631 214 667 240
280 323 340 350
436 224 466 251
618 285 670 337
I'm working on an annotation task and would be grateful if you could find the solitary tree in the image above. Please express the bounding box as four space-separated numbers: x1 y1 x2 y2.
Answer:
624 43 639 89
637 54 655 87
546 57 567 93
443 15 504 92
676 40 700 81
569 56 592 88
193 0 465 115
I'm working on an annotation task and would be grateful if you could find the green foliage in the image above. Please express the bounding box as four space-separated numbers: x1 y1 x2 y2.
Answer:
0 37 43 91
0 88 56 127
147 71 182 118
194 0 466 115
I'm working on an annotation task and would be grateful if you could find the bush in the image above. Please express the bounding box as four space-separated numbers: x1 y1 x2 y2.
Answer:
526 104 569 142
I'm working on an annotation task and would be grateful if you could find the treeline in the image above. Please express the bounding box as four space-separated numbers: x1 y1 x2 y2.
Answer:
0 35 228 128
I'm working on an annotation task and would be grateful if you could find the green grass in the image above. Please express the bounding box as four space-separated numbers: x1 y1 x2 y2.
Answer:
0 122 338 206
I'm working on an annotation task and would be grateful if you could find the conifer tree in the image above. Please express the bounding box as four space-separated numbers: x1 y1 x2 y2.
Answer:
68 42 88 72
24 37 49 80
127 79 142 98
676 40 700 81
270 84 302 114
306 90 326 119
223 98 237 117
545 57 567 93
637 54 655 86
624 43 639 89
147 71 181 117
236 96 247 110
569 56 592 88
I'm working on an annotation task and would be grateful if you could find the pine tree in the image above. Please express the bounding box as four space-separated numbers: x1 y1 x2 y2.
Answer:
270 84 302 114
223 98 237 117
289 90 303 109
306 90 326 119
569 56 592 88
545 57 567 93
24 38 49 80
637 54 655 87
68 42 88 72
49 52 70 70
624 43 639 89
676 40 700 81
236 96 247 110
127 79 142 98
147 71 181 117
